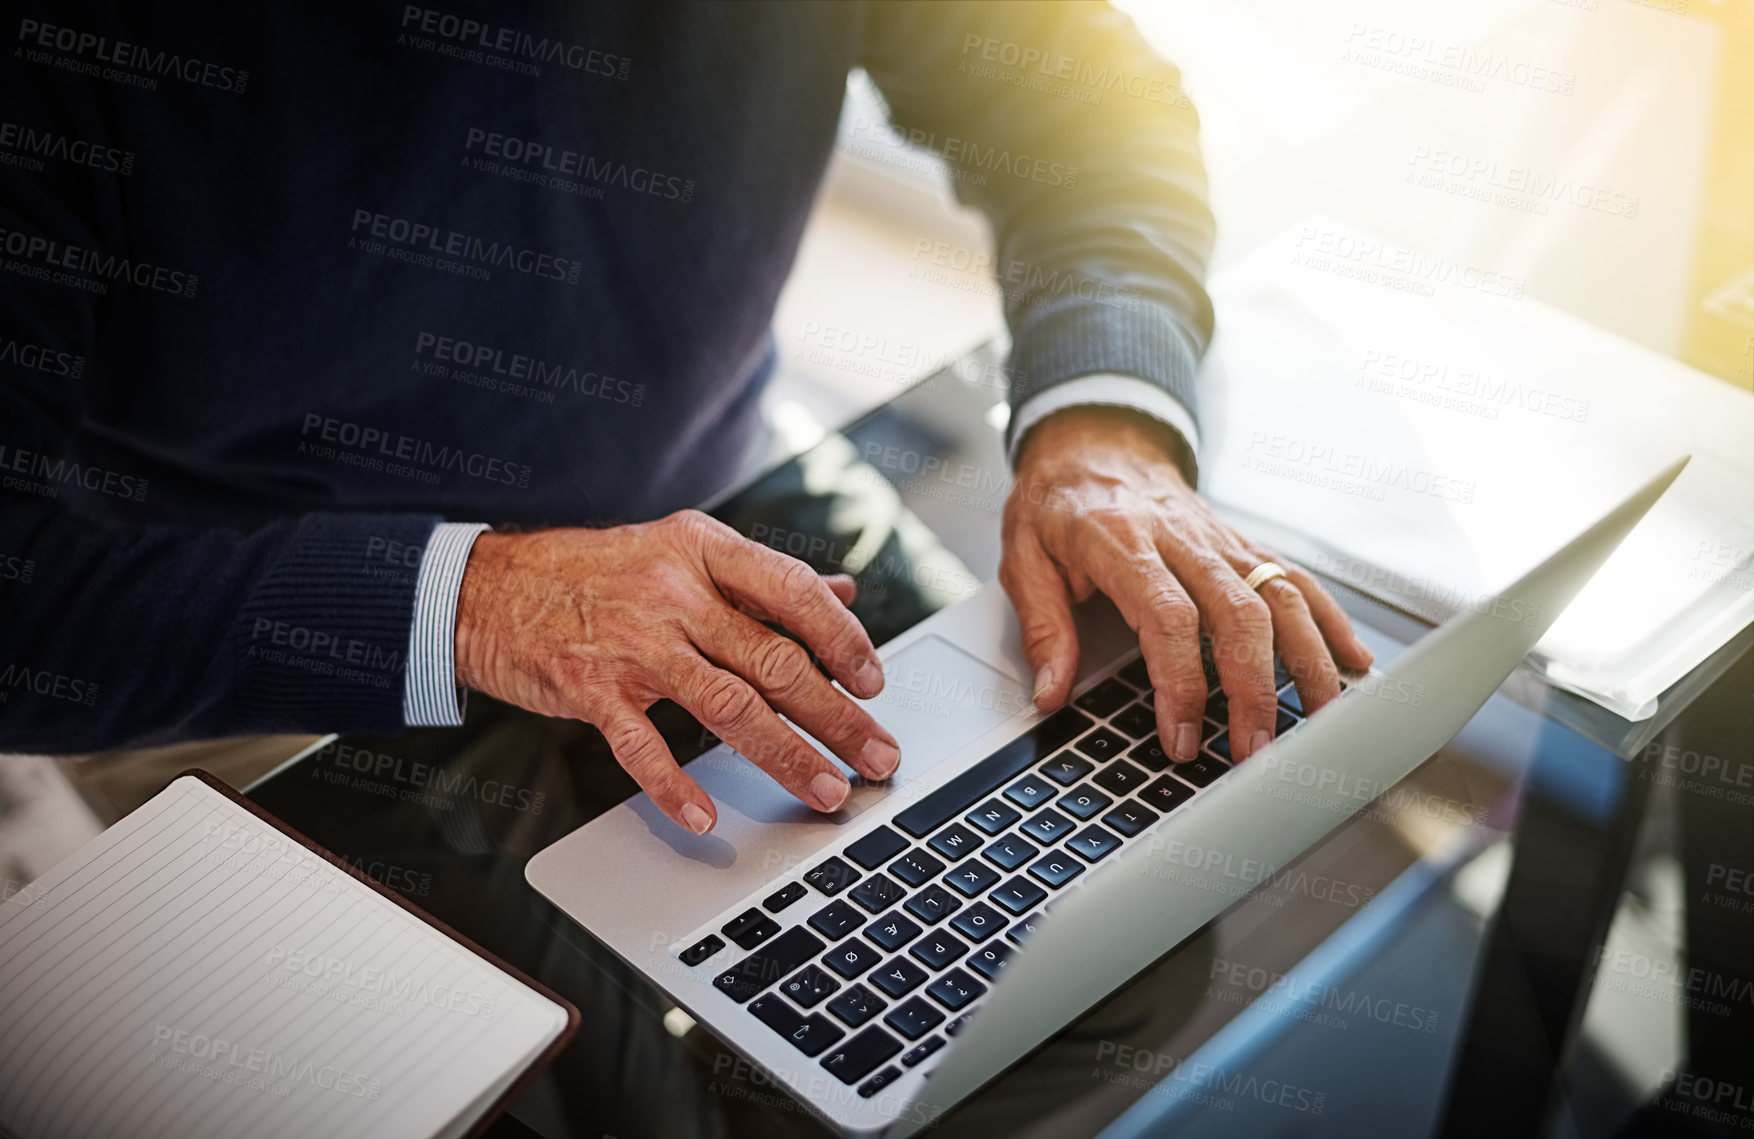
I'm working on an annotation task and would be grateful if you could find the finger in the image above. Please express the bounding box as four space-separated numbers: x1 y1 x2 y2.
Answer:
1071 525 1207 763
1284 564 1374 671
597 706 717 834
667 652 852 812
692 607 901 781
998 531 1079 711
698 524 884 699
734 573 858 619
1157 538 1278 762
1255 575 1342 717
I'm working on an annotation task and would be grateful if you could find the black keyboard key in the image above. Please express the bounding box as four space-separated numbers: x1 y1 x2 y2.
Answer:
1027 851 1085 888
1075 677 1137 717
808 900 867 941
1036 704 1096 751
1171 753 1229 788
824 937 883 979
763 882 808 913
1002 773 1056 811
1206 730 1232 762
850 873 908 914
926 968 987 1012
885 996 946 1040
1278 683 1305 716
1274 657 1293 688
893 722 1074 840
749 994 846 1057
910 930 969 971
722 908 781 951
927 822 982 862
781 963 841 1008
715 927 826 1003
945 1010 976 1036
805 857 862 897
981 832 1038 872
901 1035 946 1067
1204 690 1230 725
966 941 1014 980
1092 760 1148 797
1141 774 1196 813
870 957 929 998
990 876 1048 914
858 1065 903 1098
1102 799 1159 837
845 825 910 870
680 935 724 967
966 799 1020 835
888 848 946 888
1074 728 1129 763
1118 656 1151 689
822 1026 903 1085
1276 706 1300 735
1128 738 1172 772
903 884 961 925
949 902 1007 943
1066 824 1122 862
866 911 923 952
1109 701 1158 739
827 984 886 1027
1006 912 1044 945
1057 785 1113 820
944 859 1000 897
1020 808 1075 844
1040 754 1093 785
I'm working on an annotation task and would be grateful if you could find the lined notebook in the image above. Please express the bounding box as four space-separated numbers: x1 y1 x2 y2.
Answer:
0 773 575 1139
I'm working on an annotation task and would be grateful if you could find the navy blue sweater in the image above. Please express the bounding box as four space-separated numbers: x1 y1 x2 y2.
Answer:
0 1 1213 751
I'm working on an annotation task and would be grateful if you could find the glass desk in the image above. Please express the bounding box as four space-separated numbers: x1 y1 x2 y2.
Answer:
242 349 1751 1139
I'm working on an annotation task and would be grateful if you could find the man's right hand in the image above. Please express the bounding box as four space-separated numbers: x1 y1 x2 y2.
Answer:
453 510 899 835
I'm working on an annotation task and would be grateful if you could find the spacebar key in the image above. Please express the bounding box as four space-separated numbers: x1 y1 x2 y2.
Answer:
714 927 825 1003
895 723 1063 840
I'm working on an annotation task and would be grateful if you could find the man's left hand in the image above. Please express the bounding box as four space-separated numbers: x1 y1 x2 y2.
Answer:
1000 406 1374 766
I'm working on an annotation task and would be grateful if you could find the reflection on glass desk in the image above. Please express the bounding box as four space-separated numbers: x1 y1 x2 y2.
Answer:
244 347 1751 1139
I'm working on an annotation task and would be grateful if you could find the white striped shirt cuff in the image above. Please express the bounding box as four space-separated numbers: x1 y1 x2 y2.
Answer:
403 521 490 728
1007 372 1201 473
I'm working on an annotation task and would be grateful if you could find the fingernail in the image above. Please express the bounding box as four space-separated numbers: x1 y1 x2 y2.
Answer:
862 738 901 780
855 659 884 697
1033 663 1058 707
681 803 713 835
812 772 850 811
1249 729 1272 759
1173 722 1199 762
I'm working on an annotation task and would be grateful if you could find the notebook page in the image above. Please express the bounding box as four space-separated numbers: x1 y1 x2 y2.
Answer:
0 776 567 1139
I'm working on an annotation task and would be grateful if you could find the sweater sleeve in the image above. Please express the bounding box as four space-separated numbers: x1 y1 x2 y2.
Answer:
857 0 1216 472
0 63 439 754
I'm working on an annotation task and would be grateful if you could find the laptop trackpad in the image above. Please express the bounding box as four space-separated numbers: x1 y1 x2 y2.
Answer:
862 635 1033 789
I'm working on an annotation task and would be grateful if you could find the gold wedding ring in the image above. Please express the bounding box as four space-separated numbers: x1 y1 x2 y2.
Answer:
1243 561 1289 592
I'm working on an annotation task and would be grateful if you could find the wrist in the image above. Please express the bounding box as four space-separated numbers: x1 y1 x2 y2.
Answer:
454 531 510 691
1016 405 1191 483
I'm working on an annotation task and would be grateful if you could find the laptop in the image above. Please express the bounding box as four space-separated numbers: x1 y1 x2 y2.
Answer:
527 436 1687 1137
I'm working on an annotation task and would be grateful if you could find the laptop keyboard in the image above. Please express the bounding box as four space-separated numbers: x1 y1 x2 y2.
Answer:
685 645 1332 1099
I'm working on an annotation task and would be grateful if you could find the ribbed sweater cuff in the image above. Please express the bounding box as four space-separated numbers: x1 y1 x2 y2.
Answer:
227 512 442 735
1005 297 1203 466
